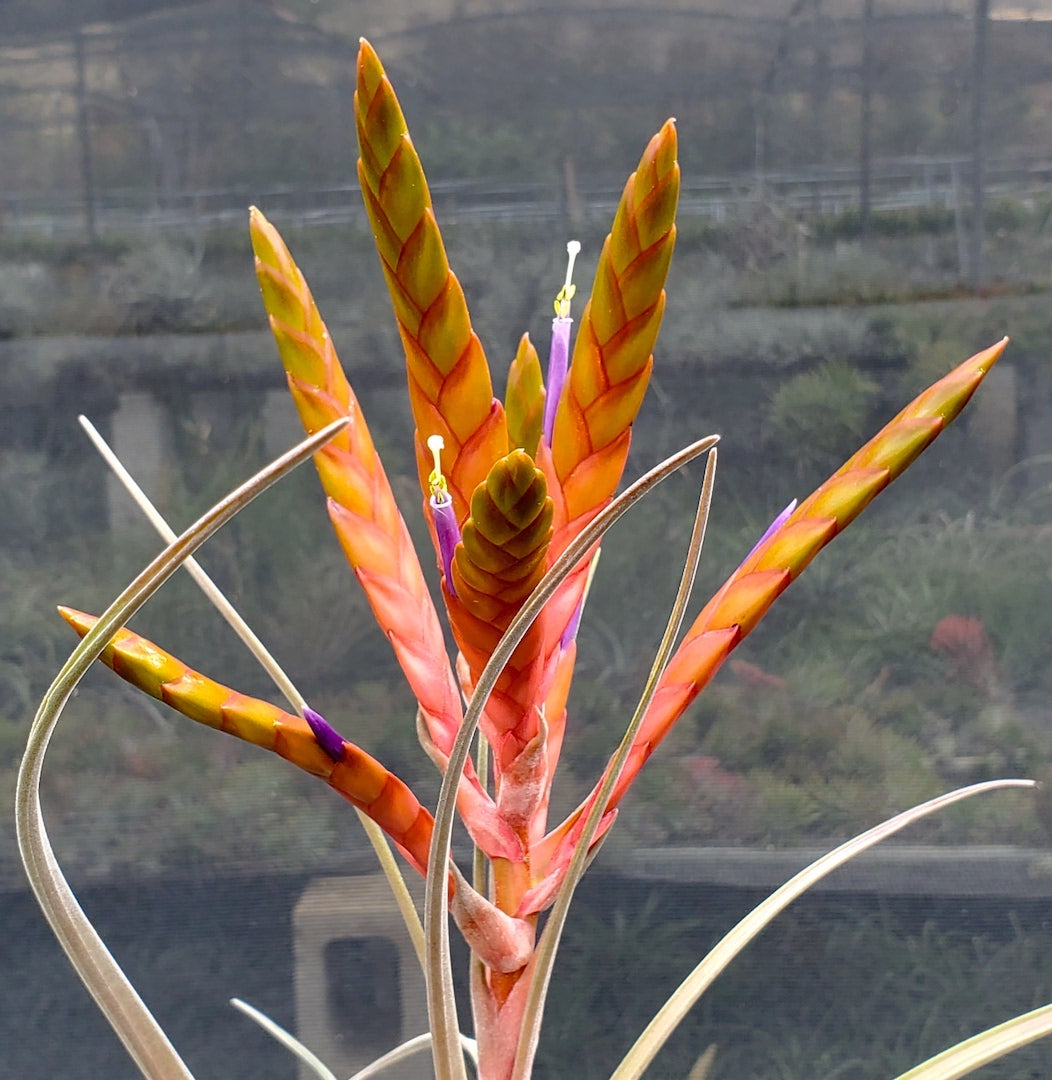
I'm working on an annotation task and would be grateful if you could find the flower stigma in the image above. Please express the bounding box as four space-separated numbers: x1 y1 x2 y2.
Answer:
554 239 581 318
543 240 581 444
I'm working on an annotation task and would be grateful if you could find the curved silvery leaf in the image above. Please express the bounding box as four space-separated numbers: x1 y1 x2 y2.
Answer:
16 419 348 1080
79 414 425 969
347 1033 480 1080
230 999 339 1080
232 1001 484 1080
610 778 1039 1080
890 1000 1052 1080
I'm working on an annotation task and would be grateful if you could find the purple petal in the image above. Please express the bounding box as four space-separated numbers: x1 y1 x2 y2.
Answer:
743 499 797 564
430 491 460 598
560 591 585 650
303 706 346 761
542 315 572 445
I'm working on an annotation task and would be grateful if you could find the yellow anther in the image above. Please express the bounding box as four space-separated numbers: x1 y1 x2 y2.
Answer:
553 240 581 318
427 433 448 498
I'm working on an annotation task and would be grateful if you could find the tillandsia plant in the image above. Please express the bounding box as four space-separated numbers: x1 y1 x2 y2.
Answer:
16 36 1052 1080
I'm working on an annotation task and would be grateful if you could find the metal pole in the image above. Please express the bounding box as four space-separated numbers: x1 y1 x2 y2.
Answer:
74 29 98 244
859 0 875 240
969 0 990 290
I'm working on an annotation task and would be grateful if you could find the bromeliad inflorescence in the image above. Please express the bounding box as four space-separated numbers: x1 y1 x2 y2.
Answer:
54 37 1011 1080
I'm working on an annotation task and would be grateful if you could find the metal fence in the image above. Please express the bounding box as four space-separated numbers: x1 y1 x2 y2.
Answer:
2 5 1052 242
3 154 1051 239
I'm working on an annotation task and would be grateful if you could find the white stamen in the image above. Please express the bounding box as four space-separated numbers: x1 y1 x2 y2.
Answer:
564 240 581 294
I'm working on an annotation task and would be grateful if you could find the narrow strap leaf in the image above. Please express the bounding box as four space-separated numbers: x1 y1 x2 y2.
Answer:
17 419 346 1080
423 434 718 1080
611 778 1037 1080
892 1000 1052 1080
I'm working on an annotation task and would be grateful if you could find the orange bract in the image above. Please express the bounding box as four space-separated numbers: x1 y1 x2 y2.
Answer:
549 338 1008 846
354 39 507 521
58 607 435 875
250 207 463 758
505 334 545 458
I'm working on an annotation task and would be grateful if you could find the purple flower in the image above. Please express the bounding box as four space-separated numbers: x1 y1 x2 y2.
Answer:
742 499 797 565
542 241 581 444
303 706 346 761
427 434 461 597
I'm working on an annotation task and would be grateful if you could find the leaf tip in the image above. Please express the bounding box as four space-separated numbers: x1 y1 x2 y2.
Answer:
56 605 92 635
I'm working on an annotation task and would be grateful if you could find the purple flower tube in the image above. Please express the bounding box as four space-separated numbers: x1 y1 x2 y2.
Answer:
740 498 798 567
559 551 601 650
427 434 461 597
543 314 572 445
430 489 460 597
542 240 581 446
559 585 585 651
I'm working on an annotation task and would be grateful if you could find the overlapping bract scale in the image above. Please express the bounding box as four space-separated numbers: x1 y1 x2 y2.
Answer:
455 451 553 618
354 39 507 521
250 208 463 756
450 451 555 766
550 119 679 535
636 336 1008 763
